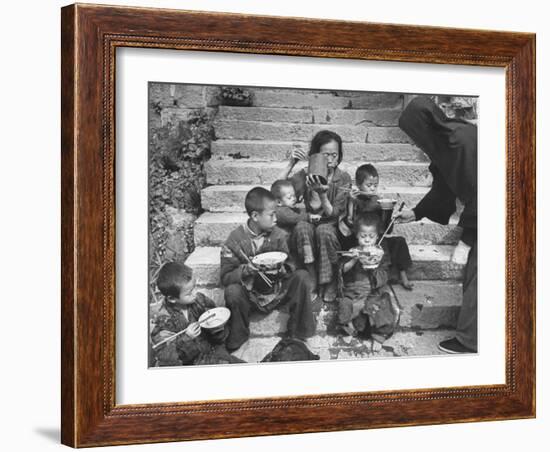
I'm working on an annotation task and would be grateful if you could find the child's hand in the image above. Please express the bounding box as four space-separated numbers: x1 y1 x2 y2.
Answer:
350 248 360 257
349 187 361 200
394 208 416 223
242 263 259 278
156 330 175 341
289 148 307 164
306 175 329 194
309 213 322 223
185 322 201 339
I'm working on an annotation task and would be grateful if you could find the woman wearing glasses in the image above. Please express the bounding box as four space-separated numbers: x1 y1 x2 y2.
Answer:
278 130 352 302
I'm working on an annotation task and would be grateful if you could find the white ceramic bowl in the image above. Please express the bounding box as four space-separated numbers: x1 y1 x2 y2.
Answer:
252 251 288 271
199 307 231 330
357 245 384 269
378 198 397 210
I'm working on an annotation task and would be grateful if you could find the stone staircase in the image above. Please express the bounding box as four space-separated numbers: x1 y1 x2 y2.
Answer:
185 89 464 360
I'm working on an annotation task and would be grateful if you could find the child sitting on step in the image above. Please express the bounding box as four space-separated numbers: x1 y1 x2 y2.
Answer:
270 179 321 297
338 213 401 347
339 163 414 290
221 187 316 352
150 262 244 366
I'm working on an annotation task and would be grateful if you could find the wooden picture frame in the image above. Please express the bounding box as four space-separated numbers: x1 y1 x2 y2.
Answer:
61 3 536 447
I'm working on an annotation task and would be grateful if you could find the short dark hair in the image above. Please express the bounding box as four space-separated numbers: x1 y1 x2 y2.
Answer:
309 130 343 164
355 164 379 185
270 179 294 199
156 262 193 298
354 212 383 235
245 186 275 215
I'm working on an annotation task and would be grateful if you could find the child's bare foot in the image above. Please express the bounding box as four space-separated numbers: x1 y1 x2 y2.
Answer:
305 263 318 301
399 271 414 291
322 282 337 303
401 280 414 290
370 340 383 352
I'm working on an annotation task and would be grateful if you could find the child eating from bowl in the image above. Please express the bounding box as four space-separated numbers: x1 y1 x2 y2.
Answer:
150 262 244 366
270 179 321 297
339 163 414 290
338 213 400 347
221 187 316 352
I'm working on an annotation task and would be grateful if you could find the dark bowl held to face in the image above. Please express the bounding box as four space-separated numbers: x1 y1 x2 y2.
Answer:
308 153 329 185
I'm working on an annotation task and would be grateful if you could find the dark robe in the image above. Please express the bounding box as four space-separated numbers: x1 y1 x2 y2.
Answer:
398 96 478 351
398 96 477 246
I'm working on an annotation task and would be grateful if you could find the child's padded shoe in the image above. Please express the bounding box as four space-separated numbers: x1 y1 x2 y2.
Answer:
341 322 357 337
400 280 414 291
438 337 476 354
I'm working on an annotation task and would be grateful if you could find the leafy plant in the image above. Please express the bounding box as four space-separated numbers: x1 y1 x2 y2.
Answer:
220 86 252 106
148 109 214 280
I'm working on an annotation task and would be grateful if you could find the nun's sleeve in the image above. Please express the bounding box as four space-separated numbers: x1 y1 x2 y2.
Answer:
413 164 456 225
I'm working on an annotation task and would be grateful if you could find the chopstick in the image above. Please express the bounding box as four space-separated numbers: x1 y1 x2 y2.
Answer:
152 312 216 350
377 201 406 246
238 250 273 288
340 188 371 194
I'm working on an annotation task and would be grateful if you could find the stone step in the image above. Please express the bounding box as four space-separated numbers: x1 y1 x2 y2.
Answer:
216 106 402 126
185 245 464 286
194 280 462 334
205 160 431 187
210 140 427 162
213 120 411 143
229 329 455 362
151 287 458 362
246 88 403 110
202 184 430 212
194 212 461 247
217 106 314 123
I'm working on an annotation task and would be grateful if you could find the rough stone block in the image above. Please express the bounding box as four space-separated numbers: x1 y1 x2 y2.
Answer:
193 213 460 247
217 106 313 123
149 84 214 108
392 221 462 245
160 107 216 127
201 184 430 212
230 337 281 362
211 141 427 163
185 245 464 286
184 246 221 286
205 160 431 187
394 281 463 329
313 108 401 126
250 89 354 109
249 311 290 336
213 120 368 142
365 127 412 143
249 89 403 109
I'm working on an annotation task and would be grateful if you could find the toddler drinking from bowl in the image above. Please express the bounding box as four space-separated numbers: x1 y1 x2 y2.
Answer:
338 213 400 347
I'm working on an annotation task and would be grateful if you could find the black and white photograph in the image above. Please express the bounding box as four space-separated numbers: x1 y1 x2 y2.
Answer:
147 83 478 367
